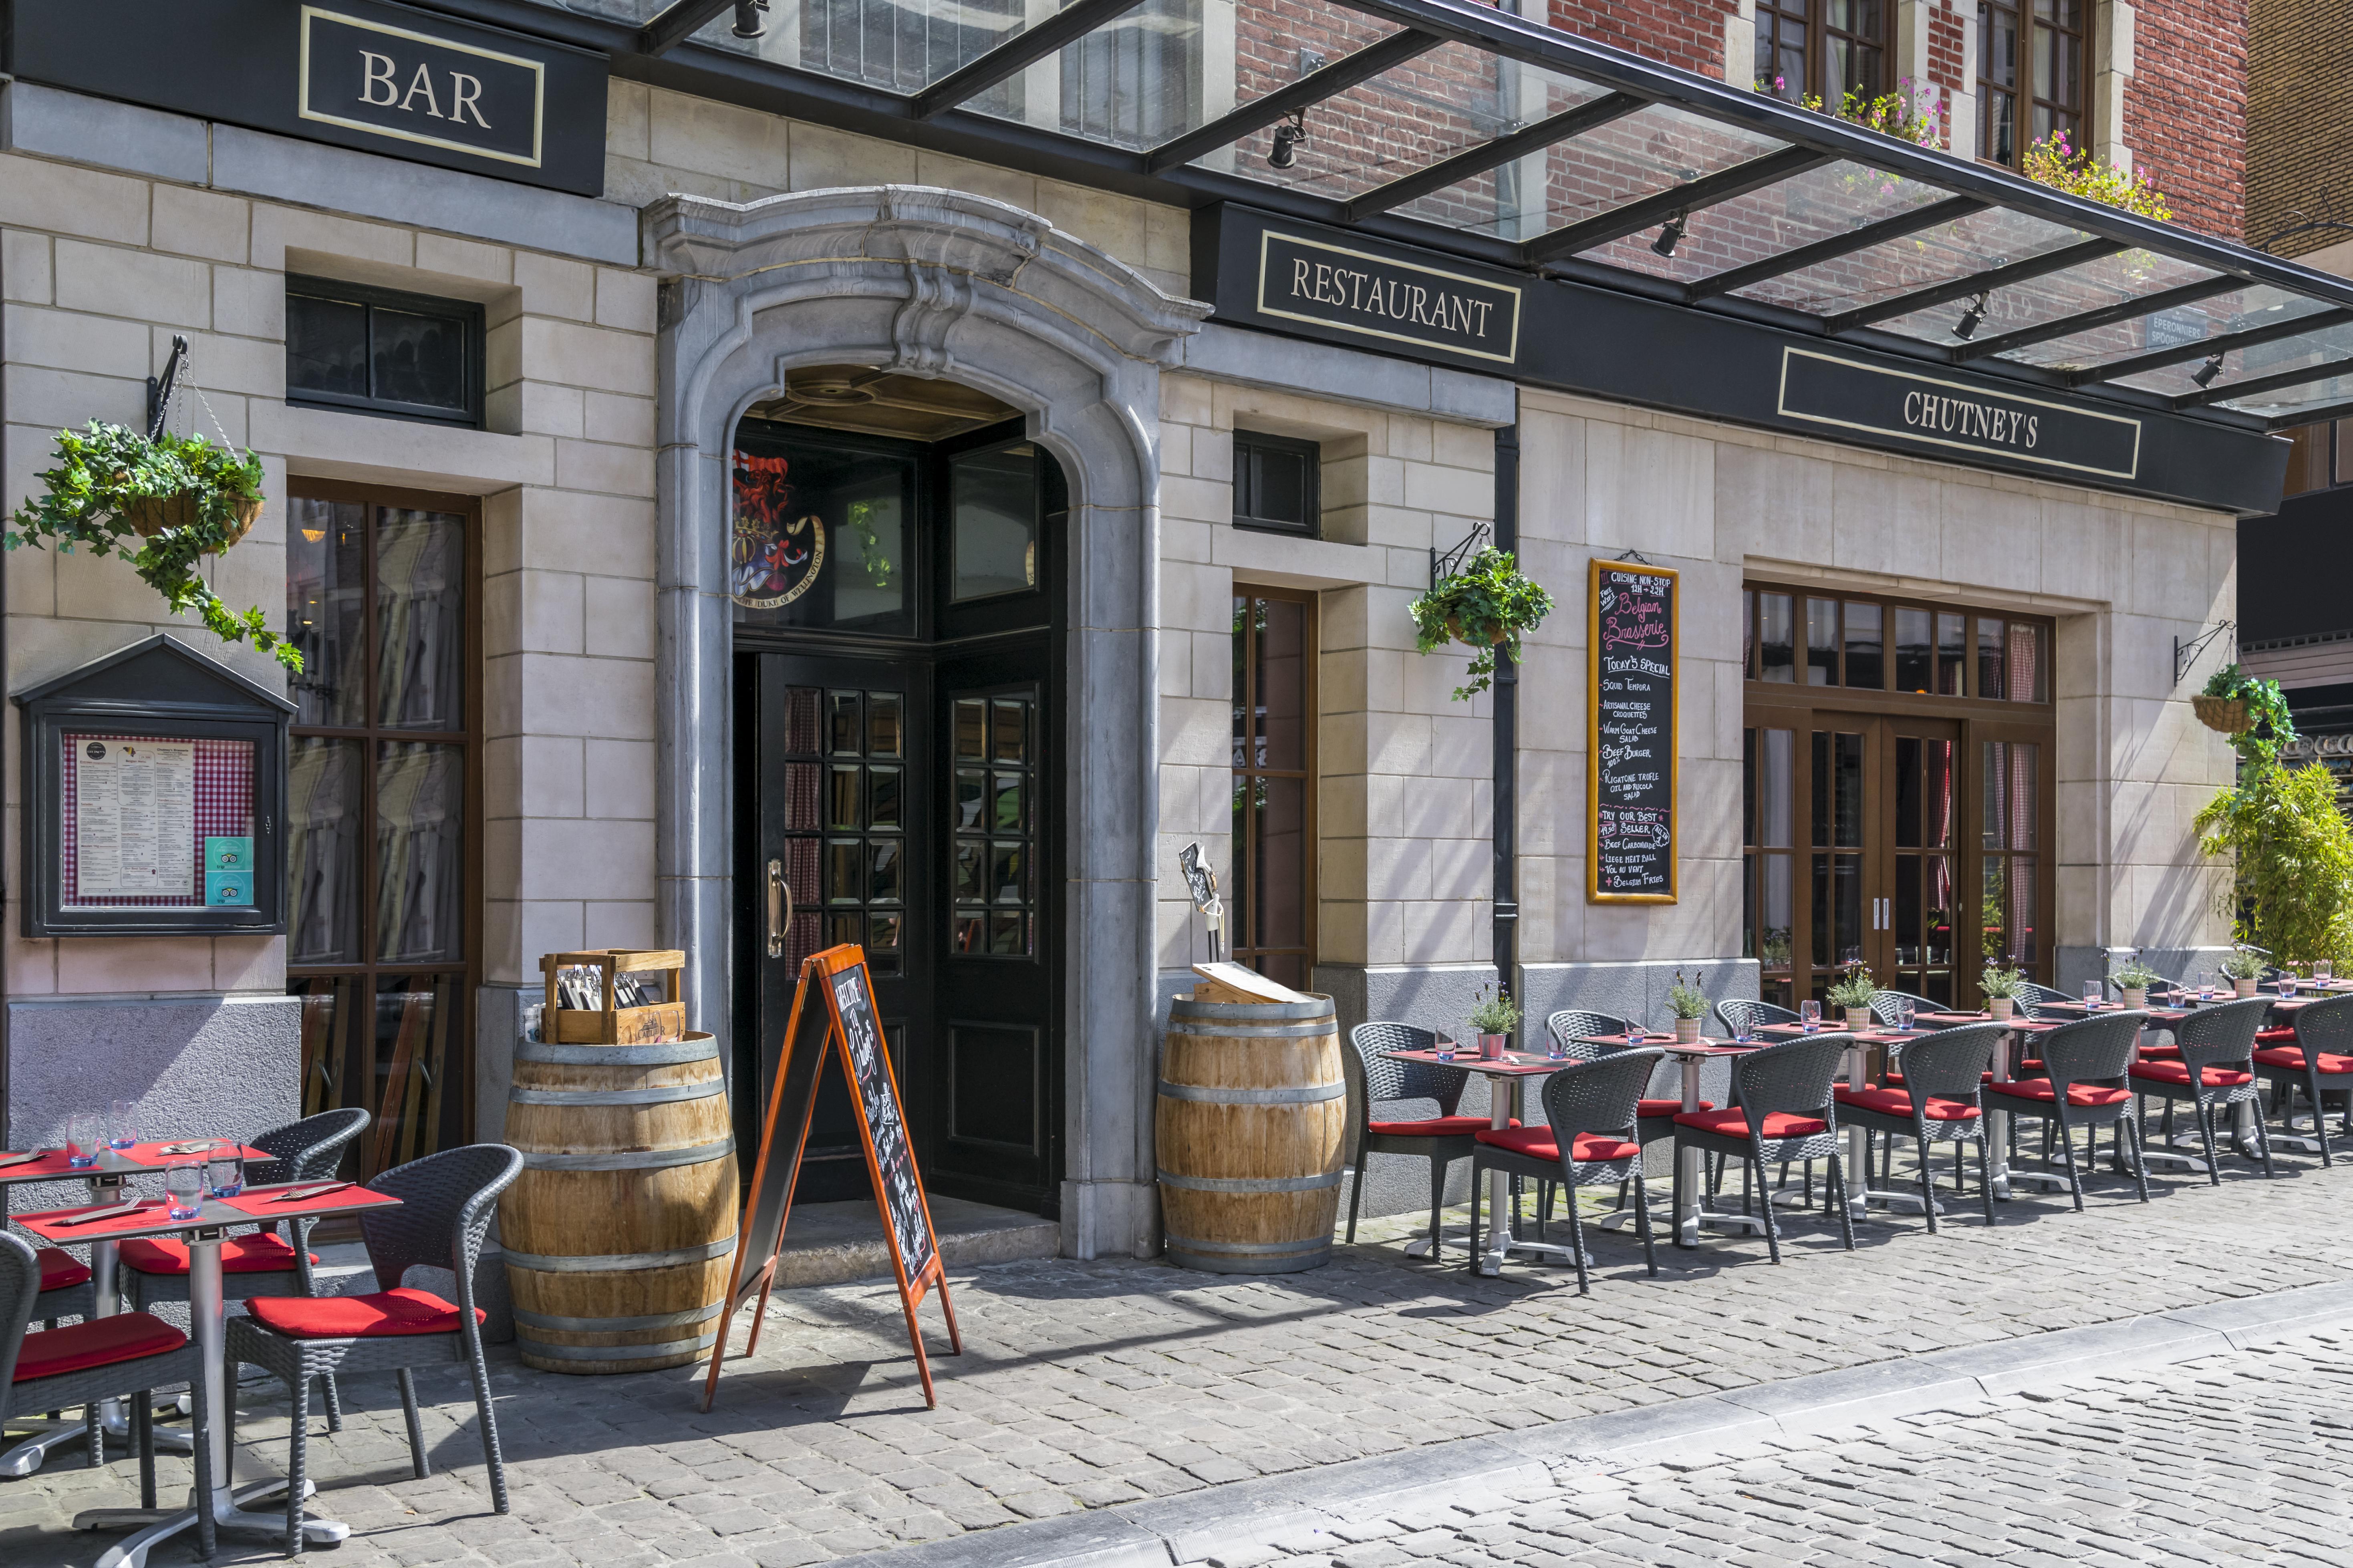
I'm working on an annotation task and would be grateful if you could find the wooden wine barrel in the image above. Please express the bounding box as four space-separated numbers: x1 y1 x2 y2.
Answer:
1156 993 1344 1274
500 1032 738 1374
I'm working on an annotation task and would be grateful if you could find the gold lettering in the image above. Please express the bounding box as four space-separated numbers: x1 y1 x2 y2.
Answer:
359 50 399 106
399 62 444 118
2027 415 2039 447
1293 259 1312 299
449 73 491 129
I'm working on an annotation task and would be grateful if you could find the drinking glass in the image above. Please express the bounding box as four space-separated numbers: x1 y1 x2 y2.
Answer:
2321 962 2335 985
2083 979 2103 1007
205 1140 244 1200
1545 1029 1565 1061
1895 999 1915 1033
1435 1035 1456 1061
1733 1014 1755 1044
1799 1000 1821 1033
107 1099 138 1150
163 1161 205 1221
65 1113 103 1169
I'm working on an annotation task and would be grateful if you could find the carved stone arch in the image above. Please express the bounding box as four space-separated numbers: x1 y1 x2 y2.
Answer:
645 187 1208 1258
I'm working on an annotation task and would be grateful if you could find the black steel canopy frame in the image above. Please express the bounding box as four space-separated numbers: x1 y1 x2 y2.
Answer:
419 0 2353 432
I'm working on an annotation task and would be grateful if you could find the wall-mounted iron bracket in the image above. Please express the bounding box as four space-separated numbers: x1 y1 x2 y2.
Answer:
2174 619 2236 688
1429 522 1491 589
146 334 189 441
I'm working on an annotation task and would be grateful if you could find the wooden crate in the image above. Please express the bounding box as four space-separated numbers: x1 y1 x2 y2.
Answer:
541 949 688 1044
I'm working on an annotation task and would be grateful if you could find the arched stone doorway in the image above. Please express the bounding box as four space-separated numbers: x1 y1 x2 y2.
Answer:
645 187 1207 1258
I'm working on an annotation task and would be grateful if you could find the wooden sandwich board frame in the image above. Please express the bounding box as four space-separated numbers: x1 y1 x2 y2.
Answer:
702 944 962 1411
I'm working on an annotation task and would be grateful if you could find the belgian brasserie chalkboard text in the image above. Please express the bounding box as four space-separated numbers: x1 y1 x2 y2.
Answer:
1588 559 1678 904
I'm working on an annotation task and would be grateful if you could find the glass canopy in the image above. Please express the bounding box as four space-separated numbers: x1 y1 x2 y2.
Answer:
566 0 2353 433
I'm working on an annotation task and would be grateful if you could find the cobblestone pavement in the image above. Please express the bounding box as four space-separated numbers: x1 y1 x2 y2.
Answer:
1200 1330 2353 1567
3 1145 2351 1568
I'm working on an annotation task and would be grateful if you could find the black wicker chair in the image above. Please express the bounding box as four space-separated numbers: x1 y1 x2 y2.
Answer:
1984 1011 2151 1210
2126 995 2272 1184
2009 980 2075 1019
1867 990 1944 1027
0 1232 209 1547
1834 1023 2003 1231
32 1245 95 1325
1714 998 1800 1039
1672 1035 1855 1263
226 1144 522 1554
1546 1009 1698 1147
2253 993 2353 1166
1469 1050 1661 1293
1344 1024 1487 1260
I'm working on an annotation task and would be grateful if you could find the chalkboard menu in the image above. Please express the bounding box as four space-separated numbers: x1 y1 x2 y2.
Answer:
1588 559 1678 904
703 945 960 1412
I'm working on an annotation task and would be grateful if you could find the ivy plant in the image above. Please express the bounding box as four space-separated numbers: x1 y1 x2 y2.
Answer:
2201 661 2297 766
4 422 301 672
1408 546 1552 700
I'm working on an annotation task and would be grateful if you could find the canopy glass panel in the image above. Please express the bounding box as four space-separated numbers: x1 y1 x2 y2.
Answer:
1870 249 2222 348
1584 160 1949 285
1728 204 2089 316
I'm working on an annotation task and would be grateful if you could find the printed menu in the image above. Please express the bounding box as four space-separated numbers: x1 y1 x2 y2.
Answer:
74 738 195 898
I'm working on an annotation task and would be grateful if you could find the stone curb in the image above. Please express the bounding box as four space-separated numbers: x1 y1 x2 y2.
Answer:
828 1278 2353 1568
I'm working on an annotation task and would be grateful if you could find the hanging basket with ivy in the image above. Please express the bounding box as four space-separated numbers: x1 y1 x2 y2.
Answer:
6 410 300 672
2195 662 2289 748
2191 693 2252 735
1409 546 1552 700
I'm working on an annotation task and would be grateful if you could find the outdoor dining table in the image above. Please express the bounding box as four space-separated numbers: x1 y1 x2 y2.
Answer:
1599 1035 1771 1250
1378 1044 1603 1276
19 1180 401 1566
1752 1022 1957 1217
0 1140 267 1477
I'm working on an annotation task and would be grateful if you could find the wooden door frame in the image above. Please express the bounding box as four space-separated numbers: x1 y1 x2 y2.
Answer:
1229 582 1318 985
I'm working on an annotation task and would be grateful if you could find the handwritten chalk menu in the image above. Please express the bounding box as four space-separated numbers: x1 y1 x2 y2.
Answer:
71 738 196 898
1588 560 1678 903
704 945 961 1413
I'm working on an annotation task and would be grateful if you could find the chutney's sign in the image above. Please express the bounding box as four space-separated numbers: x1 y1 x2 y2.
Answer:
1776 348 2144 481
1253 231 1522 365
9 0 605 195
299 6 545 169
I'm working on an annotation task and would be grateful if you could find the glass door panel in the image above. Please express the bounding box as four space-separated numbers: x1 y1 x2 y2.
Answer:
1808 727 1868 999
1886 723 1959 1006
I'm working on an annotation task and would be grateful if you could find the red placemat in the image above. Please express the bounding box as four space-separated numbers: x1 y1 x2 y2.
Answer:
21 1198 181 1242
1917 1012 1991 1025
123 1140 268 1167
0 1150 81 1180
220 1185 397 1220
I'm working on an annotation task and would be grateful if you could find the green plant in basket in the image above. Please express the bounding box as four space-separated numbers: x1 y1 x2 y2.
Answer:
5 421 301 671
1666 971 1709 1020
1409 547 1552 700
1467 985 1521 1037
1825 963 1876 1011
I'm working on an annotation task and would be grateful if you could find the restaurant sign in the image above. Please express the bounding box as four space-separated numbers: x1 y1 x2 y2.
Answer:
1253 231 1523 365
8 0 606 195
1776 349 2144 481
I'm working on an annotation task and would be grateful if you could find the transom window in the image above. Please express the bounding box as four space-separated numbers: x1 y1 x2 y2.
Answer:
286 276 484 429
1233 432 1322 537
1755 0 1885 106
1746 587 2050 702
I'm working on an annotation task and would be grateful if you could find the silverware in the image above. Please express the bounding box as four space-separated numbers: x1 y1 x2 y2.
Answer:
272 1182 355 1204
54 1199 145 1227
0 1151 51 1170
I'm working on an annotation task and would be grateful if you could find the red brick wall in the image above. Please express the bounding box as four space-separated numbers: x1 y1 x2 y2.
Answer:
1547 0 1739 79
2246 0 2347 254
2127 0 2248 240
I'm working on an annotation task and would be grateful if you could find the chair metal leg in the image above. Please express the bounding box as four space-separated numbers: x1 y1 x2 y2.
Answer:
1465 1161 1483 1276
397 1368 429 1479
1427 1152 1448 1262
1632 1168 1656 1277
2056 1110 2084 1211
1916 1129 1938 1234
1976 1137 1996 1225
1753 1141 1782 1264
2310 1071 2333 1165
2125 1113 2151 1203
85 1401 101 1472
2193 1089 2221 1186
1345 1147 1365 1245
192 1354 216 1562
1827 1151 1855 1251
322 1370 345 1433
134 1391 154 1510
1564 1177 1590 1295
287 1363 310 1558
465 1335 511 1515
2254 1100 2277 1178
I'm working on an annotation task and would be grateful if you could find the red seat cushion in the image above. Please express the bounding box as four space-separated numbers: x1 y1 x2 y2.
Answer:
1672 1108 1827 1138
14 1312 185 1382
2136 1042 2182 1060
118 1234 312 1276
1985 1079 2131 1107
2254 1046 2353 1074
1366 1115 1513 1137
1835 1086 1979 1121
1473 1125 1640 1163
2256 1027 2299 1043
1638 1099 1712 1117
245 1288 483 1341
2128 1059 2253 1088
36 1248 92 1293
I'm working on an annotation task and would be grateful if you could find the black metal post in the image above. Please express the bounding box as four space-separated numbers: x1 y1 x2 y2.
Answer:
1492 424 1519 1001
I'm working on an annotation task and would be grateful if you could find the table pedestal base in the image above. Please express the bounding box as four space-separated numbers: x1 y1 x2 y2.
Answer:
82 1479 343 1567
1475 1235 1591 1275
2 1407 194 1477
1402 1226 1478 1260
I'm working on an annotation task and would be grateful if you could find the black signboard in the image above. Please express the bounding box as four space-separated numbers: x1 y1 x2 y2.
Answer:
1191 205 2288 515
1252 229 1522 366
1777 349 2143 481
1589 561 1677 904
703 945 960 1412
8 0 606 195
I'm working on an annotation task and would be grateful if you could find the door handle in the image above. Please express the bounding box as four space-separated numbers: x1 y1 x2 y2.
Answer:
766 858 793 959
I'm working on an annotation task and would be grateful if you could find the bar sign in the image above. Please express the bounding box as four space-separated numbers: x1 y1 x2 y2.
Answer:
299 5 545 168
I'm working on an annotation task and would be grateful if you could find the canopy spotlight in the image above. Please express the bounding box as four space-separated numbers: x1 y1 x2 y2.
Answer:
1952 290 1993 340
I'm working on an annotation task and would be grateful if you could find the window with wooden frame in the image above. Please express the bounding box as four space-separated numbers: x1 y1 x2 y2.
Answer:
1754 0 1886 107
284 479 481 1180
1977 0 2091 172
1231 586 1316 990
1232 431 1322 537
1742 583 2055 1009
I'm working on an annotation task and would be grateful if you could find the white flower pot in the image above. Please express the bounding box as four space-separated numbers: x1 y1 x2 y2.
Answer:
1989 997 2015 1021
1674 1017 1701 1044
2121 988 2147 1008
1478 1033 1508 1061
1844 1006 1873 1032
2235 978 2258 998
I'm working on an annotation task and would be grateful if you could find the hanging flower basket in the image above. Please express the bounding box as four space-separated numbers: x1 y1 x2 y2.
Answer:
1410 547 1552 700
1444 614 1508 647
2192 693 2253 735
123 490 266 550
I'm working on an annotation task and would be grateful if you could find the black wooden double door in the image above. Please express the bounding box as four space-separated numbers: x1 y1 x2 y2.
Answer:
739 639 1061 1215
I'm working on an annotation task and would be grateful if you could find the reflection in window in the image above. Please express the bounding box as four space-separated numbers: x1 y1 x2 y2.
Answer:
1063 0 1201 150
1807 597 1838 685
377 508 465 730
288 499 366 727
375 743 463 965
1843 601 1882 690
951 445 1040 602
1757 592 1795 682
1231 592 1314 990
731 425 917 636
952 692 1038 956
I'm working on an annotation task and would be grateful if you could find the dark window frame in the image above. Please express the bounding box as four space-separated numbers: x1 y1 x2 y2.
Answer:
2280 419 2353 497
1232 430 1323 537
1231 584 1318 989
1976 0 2093 174
1745 582 2055 707
1753 0 1887 110
286 274 486 430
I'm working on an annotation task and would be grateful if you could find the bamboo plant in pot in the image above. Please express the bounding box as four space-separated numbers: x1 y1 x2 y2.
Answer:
1408 546 1553 700
4 420 302 671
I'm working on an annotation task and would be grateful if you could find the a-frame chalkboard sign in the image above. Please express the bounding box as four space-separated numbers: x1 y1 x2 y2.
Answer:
702 944 961 1410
